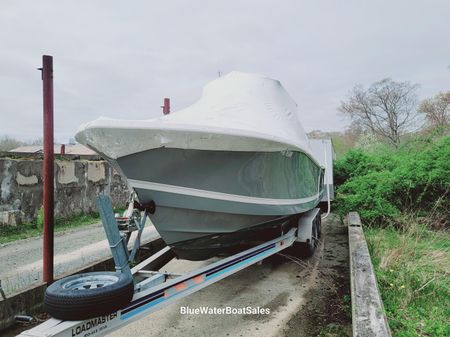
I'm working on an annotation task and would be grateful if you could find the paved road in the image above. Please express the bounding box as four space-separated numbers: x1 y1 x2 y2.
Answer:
108 215 351 337
0 221 158 296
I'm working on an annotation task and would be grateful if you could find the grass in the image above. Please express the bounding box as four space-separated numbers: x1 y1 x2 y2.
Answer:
318 324 349 337
0 212 101 245
365 223 450 337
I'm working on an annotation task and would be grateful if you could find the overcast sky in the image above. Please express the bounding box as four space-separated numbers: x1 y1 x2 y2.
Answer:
1 0 449 143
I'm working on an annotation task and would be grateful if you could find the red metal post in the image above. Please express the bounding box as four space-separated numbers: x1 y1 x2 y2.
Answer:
60 144 65 155
162 98 170 115
42 55 54 284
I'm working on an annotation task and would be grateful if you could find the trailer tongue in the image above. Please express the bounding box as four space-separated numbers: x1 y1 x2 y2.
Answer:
18 196 321 337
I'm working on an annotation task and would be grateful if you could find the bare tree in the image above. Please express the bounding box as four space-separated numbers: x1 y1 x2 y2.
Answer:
418 91 450 128
339 78 419 147
0 135 25 151
344 121 365 144
30 138 44 146
0 136 44 151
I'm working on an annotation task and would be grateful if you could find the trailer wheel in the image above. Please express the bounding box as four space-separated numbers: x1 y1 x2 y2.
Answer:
45 271 134 320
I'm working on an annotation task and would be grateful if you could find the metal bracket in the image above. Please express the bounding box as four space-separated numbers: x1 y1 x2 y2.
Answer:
114 193 150 264
128 209 147 263
96 195 132 279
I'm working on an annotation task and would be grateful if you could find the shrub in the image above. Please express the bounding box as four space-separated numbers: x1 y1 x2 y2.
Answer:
333 134 450 227
36 205 44 229
335 171 400 225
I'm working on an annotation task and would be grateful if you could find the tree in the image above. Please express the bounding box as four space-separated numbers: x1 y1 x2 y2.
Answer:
418 91 450 128
29 138 43 146
0 136 25 151
0 136 44 151
339 78 419 147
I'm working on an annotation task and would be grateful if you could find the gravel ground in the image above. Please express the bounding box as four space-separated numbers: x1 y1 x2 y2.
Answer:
107 214 351 337
0 221 158 296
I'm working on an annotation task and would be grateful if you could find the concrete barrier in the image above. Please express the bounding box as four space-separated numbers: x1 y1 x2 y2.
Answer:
348 212 391 337
0 155 130 226
0 238 166 332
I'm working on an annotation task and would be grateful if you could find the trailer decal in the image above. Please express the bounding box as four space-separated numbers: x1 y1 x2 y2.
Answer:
71 312 118 337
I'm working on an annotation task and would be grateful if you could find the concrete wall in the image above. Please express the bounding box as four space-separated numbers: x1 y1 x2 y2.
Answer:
0 157 130 226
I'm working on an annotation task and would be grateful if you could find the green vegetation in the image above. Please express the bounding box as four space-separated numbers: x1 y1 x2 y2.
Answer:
36 205 44 229
333 129 449 336
334 132 449 228
318 324 349 337
366 225 449 337
0 212 100 245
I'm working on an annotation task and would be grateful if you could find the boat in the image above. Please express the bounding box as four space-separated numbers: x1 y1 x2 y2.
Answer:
75 71 324 260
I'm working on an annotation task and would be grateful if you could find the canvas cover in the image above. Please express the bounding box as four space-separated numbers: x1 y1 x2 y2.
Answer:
75 71 318 165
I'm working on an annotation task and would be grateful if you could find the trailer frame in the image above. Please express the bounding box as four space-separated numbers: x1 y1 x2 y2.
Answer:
19 196 321 337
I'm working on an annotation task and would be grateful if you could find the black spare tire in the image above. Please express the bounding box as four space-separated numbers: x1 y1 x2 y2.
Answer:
45 271 134 320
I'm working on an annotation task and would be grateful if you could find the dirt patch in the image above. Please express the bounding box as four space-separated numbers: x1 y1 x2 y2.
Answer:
263 291 290 313
242 291 290 322
1 313 49 337
282 216 352 337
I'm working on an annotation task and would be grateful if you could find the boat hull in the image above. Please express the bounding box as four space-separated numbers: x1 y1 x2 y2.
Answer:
113 148 323 260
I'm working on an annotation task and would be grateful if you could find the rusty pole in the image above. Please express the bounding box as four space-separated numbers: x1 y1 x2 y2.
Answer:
41 55 54 284
162 98 170 115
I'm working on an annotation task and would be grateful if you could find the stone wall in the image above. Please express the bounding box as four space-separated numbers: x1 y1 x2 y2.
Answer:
0 157 130 226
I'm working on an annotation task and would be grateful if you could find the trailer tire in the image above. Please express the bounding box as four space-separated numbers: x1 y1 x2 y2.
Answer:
45 271 134 320
297 241 315 257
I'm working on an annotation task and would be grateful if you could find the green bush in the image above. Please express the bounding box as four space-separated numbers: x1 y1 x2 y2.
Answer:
334 134 450 227
36 205 44 229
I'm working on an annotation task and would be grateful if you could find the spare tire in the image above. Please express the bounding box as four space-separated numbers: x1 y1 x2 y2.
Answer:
45 271 134 320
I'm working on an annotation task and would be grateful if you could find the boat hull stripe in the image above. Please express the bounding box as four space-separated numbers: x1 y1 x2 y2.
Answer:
128 179 320 206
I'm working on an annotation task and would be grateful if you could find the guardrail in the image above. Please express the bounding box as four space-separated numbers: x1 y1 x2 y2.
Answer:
348 212 391 337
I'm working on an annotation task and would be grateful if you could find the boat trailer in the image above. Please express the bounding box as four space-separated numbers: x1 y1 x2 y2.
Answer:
18 196 321 337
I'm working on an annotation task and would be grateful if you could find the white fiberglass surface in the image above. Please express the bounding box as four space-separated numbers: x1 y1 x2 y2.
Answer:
75 72 319 165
